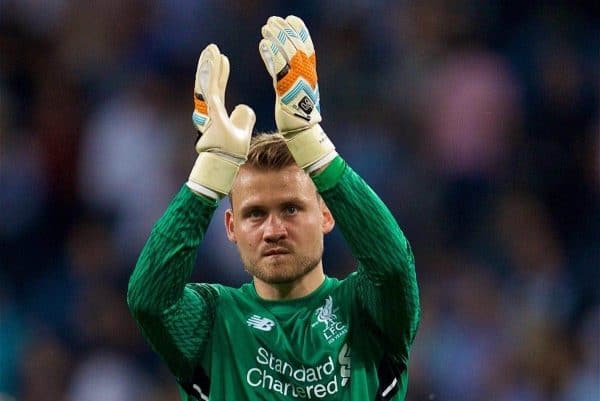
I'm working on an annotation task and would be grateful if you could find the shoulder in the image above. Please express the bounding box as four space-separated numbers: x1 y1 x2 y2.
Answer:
187 282 251 297
331 272 359 294
187 282 260 307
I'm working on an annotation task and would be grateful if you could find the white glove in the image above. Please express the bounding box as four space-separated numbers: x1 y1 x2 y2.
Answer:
188 44 255 199
259 15 337 173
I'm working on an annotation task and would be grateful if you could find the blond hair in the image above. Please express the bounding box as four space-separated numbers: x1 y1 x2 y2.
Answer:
244 132 296 170
229 133 319 205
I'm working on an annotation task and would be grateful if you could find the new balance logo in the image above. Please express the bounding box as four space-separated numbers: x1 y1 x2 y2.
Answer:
247 315 275 331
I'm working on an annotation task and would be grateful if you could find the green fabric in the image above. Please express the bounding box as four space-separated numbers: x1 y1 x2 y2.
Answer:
311 155 346 191
127 185 218 379
316 160 420 364
128 162 420 400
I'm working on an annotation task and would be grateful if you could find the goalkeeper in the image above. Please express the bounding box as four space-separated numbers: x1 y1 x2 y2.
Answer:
128 16 420 401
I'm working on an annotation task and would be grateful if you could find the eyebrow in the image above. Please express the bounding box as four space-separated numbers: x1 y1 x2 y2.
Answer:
236 195 310 213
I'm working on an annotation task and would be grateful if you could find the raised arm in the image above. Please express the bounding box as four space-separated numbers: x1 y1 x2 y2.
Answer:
314 158 420 363
127 186 219 379
258 15 419 364
127 44 255 380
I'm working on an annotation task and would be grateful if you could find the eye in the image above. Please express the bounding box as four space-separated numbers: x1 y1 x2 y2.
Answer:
283 205 298 216
244 208 265 219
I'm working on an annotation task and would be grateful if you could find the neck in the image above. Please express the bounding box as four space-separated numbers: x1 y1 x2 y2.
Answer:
253 264 325 301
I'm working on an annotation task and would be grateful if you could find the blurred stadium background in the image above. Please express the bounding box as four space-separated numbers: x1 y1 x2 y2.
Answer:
0 1 598 400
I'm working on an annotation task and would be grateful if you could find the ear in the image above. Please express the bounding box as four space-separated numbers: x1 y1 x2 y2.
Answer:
320 202 335 234
224 208 237 243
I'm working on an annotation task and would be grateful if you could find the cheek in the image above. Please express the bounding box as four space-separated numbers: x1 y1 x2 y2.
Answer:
243 240 257 249
293 218 325 242
236 225 260 248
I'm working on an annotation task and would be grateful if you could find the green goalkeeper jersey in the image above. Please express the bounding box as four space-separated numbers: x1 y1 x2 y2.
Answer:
128 157 420 400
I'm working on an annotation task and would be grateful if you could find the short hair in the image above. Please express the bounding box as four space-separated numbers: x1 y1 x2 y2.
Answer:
229 132 320 206
244 132 296 170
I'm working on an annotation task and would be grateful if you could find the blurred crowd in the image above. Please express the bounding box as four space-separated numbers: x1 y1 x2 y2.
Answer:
0 1 598 400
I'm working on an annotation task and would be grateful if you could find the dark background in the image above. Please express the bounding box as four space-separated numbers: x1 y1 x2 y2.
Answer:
1 1 598 400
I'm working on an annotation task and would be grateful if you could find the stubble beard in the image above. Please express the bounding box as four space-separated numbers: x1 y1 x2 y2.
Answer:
242 252 321 284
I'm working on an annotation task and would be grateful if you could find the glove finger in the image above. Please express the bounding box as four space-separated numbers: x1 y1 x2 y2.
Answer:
230 104 256 134
195 44 220 96
194 45 221 131
276 16 307 55
259 38 289 81
218 54 230 105
258 38 275 77
194 51 205 95
206 56 225 105
263 17 297 63
198 46 227 124
284 16 317 90
286 15 315 56
206 90 228 123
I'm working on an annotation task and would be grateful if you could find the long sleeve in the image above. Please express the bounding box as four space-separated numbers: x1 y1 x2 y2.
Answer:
313 157 420 364
127 185 220 380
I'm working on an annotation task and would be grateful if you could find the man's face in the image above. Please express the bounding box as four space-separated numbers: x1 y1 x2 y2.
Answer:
225 164 334 285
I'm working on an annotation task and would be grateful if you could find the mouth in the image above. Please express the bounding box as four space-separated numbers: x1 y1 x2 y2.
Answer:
263 248 290 257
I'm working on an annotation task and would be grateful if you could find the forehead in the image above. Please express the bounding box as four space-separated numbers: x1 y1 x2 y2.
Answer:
231 165 317 208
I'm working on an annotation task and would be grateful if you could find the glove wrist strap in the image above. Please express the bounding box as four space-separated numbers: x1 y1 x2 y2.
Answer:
188 152 241 198
284 124 337 171
186 181 221 200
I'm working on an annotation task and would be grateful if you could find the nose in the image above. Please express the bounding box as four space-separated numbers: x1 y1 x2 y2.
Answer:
263 214 287 243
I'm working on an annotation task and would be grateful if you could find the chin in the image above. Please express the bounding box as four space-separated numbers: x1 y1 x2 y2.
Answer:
257 265 299 284
247 258 318 285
